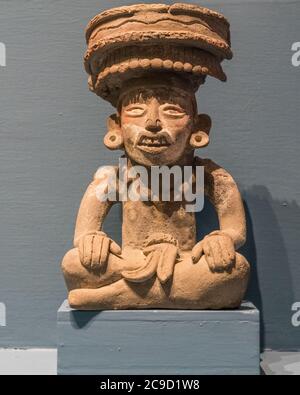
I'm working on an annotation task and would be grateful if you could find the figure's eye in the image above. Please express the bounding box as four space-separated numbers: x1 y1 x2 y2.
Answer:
124 106 146 117
162 105 186 117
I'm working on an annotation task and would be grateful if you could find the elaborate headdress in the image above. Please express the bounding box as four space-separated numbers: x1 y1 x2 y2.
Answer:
84 3 232 107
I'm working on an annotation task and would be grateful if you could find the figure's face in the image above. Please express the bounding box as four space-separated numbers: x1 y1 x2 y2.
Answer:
119 87 195 166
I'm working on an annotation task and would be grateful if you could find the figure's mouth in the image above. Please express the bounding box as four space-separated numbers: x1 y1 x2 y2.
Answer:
136 132 172 154
139 135 170 147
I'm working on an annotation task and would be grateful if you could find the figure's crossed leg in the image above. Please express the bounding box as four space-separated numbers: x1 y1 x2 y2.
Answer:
66 252 250 310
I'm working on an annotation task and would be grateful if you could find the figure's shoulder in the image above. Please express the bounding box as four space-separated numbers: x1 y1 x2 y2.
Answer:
195 157 235 183
82 165 119 196
88 164 120 201
93 164 119 183
195 157 226 174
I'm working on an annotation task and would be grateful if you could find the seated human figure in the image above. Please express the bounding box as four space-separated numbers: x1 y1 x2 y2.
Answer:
62 74 250 310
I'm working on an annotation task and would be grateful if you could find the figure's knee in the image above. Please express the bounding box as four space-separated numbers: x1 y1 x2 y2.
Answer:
61 248 80 277
209 252 250 307
61 247 123 292
234 252 250 280
61 248 85 291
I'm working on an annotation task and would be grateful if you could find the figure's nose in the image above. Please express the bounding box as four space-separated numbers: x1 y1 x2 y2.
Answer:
145 107 162 133
145 119 162 132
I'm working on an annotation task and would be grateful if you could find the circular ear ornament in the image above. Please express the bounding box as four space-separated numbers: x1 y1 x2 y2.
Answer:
190 131 210 148
103 130 124 150
103 114 124 150
189 113 211 148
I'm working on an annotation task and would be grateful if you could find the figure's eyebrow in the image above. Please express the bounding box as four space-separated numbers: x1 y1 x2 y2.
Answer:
120 89 193 109
161 100 190 110
125 103 146 107
161 103 185 107
123 95 148 106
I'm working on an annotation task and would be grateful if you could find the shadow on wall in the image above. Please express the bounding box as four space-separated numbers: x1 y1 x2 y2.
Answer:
242 186 296 351
197 185 296 351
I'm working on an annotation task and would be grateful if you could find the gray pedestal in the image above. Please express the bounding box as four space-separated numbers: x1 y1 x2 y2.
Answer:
57 300 260 375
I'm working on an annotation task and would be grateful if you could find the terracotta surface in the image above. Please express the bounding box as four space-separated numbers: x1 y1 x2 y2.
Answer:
62 3 250 310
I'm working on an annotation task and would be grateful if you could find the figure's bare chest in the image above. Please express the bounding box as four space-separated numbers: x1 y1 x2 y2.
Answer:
122 200 196 251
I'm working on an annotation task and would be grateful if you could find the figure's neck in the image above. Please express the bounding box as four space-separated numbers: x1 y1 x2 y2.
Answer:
125 151 195 170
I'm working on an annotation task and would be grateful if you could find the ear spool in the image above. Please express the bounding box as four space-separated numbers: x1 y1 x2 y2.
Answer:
189 113 211 149
103 130 124 150
190 131 209 148
103 114 124 150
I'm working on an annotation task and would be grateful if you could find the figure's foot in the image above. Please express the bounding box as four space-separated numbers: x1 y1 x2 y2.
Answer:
68 277 172 310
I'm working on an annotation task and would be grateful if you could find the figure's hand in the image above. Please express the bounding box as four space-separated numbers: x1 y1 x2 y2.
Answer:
122 234 179 283
78 231 122 272
191 231 235 273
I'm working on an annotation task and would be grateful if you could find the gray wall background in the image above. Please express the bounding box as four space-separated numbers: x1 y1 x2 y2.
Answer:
0 0 299 350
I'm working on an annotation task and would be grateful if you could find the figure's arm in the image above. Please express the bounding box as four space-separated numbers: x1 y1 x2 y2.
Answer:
73 177 113 247
192 158 246 272
73 167 121 271
203 158 246 249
